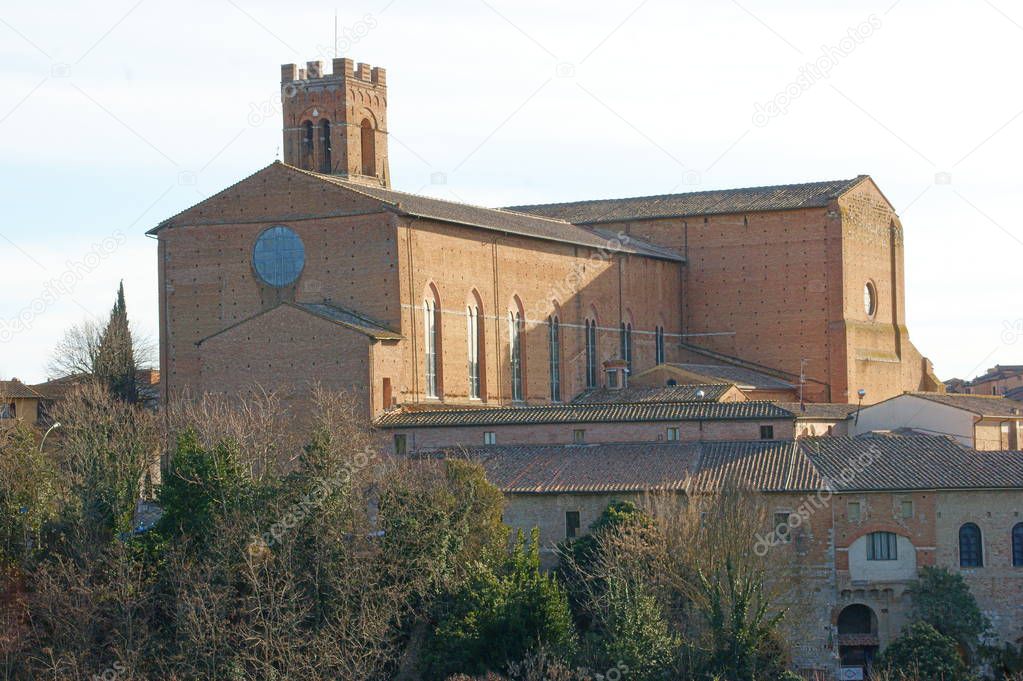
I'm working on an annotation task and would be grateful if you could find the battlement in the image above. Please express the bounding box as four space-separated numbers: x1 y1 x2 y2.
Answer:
281 58 386 86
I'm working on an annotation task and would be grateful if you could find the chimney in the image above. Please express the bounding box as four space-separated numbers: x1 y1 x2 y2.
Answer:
603 359 629 391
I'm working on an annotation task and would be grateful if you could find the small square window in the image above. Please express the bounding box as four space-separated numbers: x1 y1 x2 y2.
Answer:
901 500 914 520
573 429 586 443
773 511 792 543
666 427 680 441
566 510 580 539
483 431 496 445
760 425 775 440
848 502 861 523
393 434 407 456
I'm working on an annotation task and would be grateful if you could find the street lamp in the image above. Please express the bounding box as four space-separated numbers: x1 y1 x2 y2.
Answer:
39 421 61 451
854 389 866 426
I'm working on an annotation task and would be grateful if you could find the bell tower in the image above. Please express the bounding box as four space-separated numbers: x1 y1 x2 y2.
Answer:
280 57 390 188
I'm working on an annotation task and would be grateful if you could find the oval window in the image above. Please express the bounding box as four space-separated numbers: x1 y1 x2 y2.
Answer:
253 226 305 287
864 282 877 317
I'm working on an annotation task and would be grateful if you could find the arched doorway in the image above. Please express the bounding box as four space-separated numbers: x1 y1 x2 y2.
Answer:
837 604 879 678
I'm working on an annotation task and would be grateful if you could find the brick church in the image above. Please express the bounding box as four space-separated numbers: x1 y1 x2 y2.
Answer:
148 59 1023 677
151 57 941 416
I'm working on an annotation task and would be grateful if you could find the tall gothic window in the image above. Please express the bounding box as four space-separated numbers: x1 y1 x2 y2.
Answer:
301 120 314 170
424 298 438 397
585 320 597 389
320 120 332 172
467 305 480 399
1013 523 1023 567
959 523 983 568
509 311 523 401
360 119 376 176
548 316 561 402
655 325 665 364
620 322 633 373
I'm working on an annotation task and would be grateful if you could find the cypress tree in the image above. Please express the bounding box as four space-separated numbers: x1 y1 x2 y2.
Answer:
95 281 137 402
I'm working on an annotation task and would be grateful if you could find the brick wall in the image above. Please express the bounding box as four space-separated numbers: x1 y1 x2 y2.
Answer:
384 417 794 452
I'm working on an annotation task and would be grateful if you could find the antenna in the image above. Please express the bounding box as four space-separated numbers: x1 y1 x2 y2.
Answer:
334 10 338 58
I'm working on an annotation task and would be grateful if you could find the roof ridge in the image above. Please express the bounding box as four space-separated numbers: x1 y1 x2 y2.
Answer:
506 176 867 211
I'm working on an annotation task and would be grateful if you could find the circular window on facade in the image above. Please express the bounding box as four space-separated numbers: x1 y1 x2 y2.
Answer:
864 281 877 317
253 226 305 287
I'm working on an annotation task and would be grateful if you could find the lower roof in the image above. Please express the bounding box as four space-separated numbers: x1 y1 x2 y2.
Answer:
375 400 791 428
426 433 1023 494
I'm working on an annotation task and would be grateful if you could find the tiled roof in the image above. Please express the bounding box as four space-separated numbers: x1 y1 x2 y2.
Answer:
571 384 735 404
689 440 823 493
296 302 403 340
904 392 1023 418
432 434 1023 494
667 363 795 390
375 400 791 428
506 177 866 224
1005 386 1023 401
969 365 1023 384
799 433 1023 491
0 380 43 399
776 402 859 420
302 167 683 261
443 442 697 493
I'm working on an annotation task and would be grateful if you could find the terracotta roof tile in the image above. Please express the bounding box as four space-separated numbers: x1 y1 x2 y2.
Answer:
776 402 858 420
507 177 866 224
0 380 43 399
904 392 1023 418
428 434 1023 494
799 433 1023 491
571 384 735 404
307 168 684 261
376 400 791 428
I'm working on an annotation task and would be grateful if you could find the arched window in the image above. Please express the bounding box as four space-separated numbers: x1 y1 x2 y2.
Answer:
959 523 983 567
585 319 598 389
467 304 481 399
548 316 561 402
620 321 633 372
301 120 315 170
320 120 332 172
509 309 523 401
360 118 376 176
424 294 440 398
655 325 665 364
1013 523 1023 567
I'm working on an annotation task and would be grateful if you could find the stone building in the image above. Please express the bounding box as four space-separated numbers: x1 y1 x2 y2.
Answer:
449 433 1023 678
151 57 941 418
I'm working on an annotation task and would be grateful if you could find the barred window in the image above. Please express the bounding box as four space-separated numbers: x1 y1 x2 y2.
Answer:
867 531 898 561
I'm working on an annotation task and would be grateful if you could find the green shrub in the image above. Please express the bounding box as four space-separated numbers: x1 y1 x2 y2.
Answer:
876 621 968 681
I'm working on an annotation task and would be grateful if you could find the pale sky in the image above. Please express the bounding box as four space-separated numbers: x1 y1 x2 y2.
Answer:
1 0 1021 384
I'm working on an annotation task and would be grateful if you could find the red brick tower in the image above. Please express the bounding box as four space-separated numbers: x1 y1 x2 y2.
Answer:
280 58 389 187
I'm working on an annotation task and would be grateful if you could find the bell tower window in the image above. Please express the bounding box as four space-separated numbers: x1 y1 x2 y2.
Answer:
361 119 376 176
320 120 332 173
301 121 314 170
